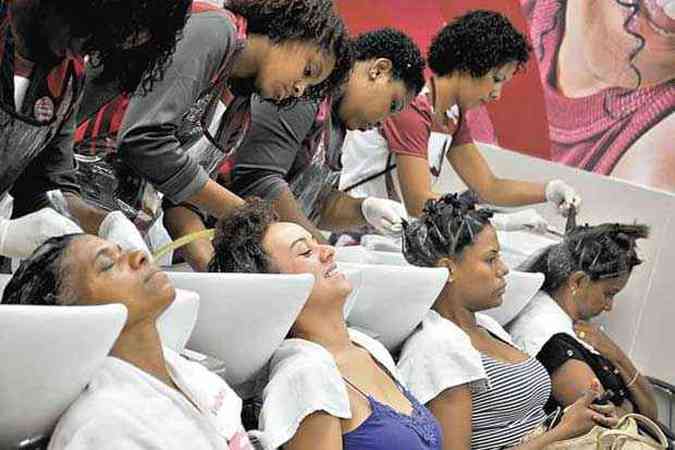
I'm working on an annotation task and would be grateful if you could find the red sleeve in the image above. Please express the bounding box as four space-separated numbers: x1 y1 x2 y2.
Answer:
453 106 497 147
380 103 431 160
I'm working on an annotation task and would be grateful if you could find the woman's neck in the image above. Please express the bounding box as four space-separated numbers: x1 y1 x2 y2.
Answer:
426 75 460 112
230 34 265 79
110 318 176 390
292 301 354 355
432 283 479 332
550 287 580 321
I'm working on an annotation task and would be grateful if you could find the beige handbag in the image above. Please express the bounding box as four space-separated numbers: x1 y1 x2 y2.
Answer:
541 413 669 450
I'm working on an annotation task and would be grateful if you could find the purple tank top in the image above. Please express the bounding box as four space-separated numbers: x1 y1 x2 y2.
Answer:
342 379 442 450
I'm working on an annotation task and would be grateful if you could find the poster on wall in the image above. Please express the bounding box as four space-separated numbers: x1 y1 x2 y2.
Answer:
336 0 674 192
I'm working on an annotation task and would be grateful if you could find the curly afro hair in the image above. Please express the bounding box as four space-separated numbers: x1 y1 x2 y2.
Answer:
226 0 353 106
352 28 426 96
51 0 192 95
521 223 649 295
402 193 494 268
208 198 280 274
428 10 531 79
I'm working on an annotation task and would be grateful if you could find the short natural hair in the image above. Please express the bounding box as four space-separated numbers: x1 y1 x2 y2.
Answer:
352 28 426 96
54 0 191 95
521 223 649 294
1 234 84 306
402 193 494 267
226 0 353 105
208 199 279 273
428 10 531 78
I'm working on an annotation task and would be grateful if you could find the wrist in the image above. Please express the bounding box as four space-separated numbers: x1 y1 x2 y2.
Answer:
606 345 629 367
545 423 571 443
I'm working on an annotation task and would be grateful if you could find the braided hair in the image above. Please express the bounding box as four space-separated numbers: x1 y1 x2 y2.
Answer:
402 193 494 267
521 223 649 294
1 234 84 306
208 198 279 274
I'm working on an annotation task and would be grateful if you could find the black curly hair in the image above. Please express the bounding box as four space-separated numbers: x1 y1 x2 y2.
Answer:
521 223 649 295
428 10 531 78
208 198 280 274
402 193 495 268
226 0 353 107
49 0 192 95
1 234 85 306
352 28 426 96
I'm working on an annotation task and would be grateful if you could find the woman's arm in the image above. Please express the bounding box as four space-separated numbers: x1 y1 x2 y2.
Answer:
573 321 658 420
515 386 618 450
427 385 473 450
427 381 615 450
447 142 547 207
162 206 214 272
284 411 343 450
395 153 440 217
549 359 617 407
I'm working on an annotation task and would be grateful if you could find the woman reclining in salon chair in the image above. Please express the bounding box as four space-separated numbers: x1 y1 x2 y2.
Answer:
397 194 617 450
2 234 257 450
508 222 674 443
209 200 442 450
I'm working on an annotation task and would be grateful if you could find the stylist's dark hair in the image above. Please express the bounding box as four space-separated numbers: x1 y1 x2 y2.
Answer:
54 0 192 95
353 28 426 96
208 198 279 273
428 10 531 78
521 223 649 294
402 193 494 267
1 234 85 306
226 0 353 106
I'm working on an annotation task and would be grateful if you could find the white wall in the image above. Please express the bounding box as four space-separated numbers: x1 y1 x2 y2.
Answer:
435 144 675 386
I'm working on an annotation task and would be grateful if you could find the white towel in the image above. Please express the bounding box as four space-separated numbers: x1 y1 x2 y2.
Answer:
257 328 399 450
398 310 516 404
507 290 598 356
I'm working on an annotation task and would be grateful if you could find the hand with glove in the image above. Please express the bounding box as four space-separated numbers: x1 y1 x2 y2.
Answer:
490 209 549 233
98 211 152 257
545 179 581 216
360 234 403 253
0 208 83 258
361 197 407 236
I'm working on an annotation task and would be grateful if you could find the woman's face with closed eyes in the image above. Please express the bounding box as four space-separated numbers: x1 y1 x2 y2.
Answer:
61 235 175 327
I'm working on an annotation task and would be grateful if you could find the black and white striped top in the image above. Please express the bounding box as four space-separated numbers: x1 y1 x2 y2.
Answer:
471 354 551 450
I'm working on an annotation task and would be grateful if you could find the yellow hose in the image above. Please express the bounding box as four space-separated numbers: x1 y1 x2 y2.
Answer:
152 228 216 261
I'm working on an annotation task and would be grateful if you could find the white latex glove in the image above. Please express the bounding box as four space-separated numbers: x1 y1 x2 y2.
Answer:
361 197 407 236
490 209 549 233
545 179 581 216
361 234 403 253
98 211 152 258
0 208 83 258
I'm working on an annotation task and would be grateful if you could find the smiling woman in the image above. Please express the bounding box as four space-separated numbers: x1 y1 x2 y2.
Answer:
1 234 257 450
209 200 443 450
